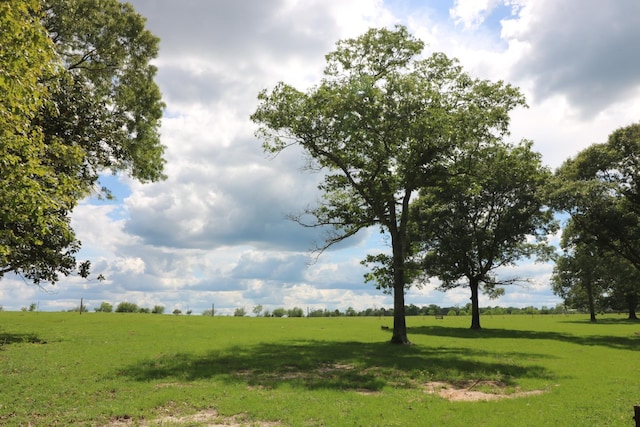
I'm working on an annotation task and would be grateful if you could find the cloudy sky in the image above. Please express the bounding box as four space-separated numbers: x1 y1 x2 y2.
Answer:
3 0 640 314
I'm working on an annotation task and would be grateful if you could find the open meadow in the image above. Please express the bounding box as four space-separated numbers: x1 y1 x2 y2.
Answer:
0 312 638 426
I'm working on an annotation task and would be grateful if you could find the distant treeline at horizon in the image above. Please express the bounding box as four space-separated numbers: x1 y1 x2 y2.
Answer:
5 301 614 317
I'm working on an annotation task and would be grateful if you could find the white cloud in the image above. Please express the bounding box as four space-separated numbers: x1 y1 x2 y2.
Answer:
449 0 503 29
113 257 146 275
505 0 640 118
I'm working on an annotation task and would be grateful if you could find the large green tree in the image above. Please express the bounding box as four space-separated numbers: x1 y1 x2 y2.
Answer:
1 0 86 284
552 123 640 319
251 26 525 344
410 140 555 329
1 0 165 285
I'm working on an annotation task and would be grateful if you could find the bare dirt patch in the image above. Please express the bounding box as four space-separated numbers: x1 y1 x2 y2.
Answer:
423 380 546 402
153 409 281 427
105 408 281 427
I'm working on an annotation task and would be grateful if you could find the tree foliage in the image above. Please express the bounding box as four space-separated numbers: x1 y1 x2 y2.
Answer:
1 0 165 285
552 123 640 319
551 220 611 322
94 301 113 312
115 301 139 313
252 26 525 343
42 0 166 184
552 123 640 269
0 0 85 284
410 140 555 329
552 223 640 321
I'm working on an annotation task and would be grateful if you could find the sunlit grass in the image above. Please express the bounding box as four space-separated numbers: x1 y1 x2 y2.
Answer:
0 312 638 426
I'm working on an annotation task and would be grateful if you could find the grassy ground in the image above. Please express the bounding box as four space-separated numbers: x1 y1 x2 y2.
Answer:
0 312 638 426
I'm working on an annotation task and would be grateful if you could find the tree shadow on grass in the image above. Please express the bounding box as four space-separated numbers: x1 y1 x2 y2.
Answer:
558 317 639 325
119 340 554 392
409 326 639 351
0 332 46 348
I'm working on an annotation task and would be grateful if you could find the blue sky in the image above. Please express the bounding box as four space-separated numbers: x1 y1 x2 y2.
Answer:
3 0 640 314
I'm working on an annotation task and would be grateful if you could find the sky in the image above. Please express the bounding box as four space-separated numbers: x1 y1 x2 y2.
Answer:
3 0 640 314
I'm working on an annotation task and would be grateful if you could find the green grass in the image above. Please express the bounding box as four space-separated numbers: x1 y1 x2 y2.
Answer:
1 312 638 426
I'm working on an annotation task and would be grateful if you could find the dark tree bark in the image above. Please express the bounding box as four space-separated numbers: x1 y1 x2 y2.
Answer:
470 278 481 330
586 279 597 322
627 293 638 320
390 231 410 344
391 283 409 344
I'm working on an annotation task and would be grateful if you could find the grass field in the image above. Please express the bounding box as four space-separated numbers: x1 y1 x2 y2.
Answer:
0 312 638 426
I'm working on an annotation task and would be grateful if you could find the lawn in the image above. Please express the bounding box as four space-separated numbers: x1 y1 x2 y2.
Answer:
0 312 638 426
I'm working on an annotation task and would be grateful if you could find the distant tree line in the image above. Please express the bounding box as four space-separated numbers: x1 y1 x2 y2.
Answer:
13 301 623 317
89 301 191 315
230 303 580 318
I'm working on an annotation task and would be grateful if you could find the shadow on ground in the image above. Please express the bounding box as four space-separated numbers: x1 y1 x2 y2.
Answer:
409 326 639 351
558 317 639 325
0 332 46 347
119 339 554 392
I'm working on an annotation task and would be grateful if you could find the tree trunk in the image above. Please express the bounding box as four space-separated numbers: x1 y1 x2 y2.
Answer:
391 283 409 344
586 280 597 322
627 293 638 320
630 309 639 320
470 278 481 330
390 229 410 344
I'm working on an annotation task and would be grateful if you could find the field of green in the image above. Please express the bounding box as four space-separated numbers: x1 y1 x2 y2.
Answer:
0 312 638 426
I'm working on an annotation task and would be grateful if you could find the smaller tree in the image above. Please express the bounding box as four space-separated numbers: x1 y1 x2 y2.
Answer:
272 308 286 318
287 307 304 317
115 301 139 313
252 305 263 316
94 302 113 312
411 140 556 329
551 221 609 322
599 252 640 320
172 309 182 315
151 305 165 314
552 220 640 321
234 307 246 317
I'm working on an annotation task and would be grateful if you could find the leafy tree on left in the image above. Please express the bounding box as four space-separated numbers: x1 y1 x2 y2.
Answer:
0 0 165 285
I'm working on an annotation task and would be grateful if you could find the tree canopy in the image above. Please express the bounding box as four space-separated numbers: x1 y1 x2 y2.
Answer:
0 0 85 284
252 26 526 343
42 0 166 187
0 0 165 285
552 123 640 319
553 123 640 269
